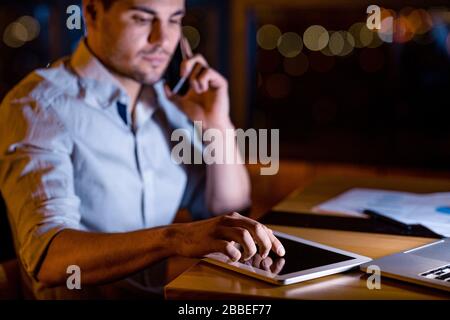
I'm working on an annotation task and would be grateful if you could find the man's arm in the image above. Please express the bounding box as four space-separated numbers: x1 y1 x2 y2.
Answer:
37 227 174 286
38 212 285 287
205 119 251 214
165 55 252 215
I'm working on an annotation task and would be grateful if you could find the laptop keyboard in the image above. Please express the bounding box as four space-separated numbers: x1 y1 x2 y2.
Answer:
419 264 450 281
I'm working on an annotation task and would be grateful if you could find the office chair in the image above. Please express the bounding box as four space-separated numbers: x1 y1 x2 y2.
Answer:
0 193 21 299
0 193 15 261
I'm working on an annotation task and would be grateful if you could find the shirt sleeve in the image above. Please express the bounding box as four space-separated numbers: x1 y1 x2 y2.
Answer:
0 96 81 280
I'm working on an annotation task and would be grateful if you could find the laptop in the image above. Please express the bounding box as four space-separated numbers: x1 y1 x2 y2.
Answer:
360 238 450 292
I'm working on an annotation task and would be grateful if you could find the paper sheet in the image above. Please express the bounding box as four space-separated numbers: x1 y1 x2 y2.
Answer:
312 188 450 237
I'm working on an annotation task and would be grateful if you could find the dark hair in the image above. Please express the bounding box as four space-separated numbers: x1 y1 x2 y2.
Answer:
99 0 115 10
86 0 115 20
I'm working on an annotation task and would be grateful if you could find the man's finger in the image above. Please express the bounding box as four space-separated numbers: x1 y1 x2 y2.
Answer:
223 214 272 259
195 68 226 93
266 228 285 257
188 64 207 94
180 54 208 78
193 67 210 93
216 226 257 261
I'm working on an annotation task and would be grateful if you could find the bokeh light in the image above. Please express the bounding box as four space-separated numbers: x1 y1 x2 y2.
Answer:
367 31 383 48
328 31 344 56
17 15 40 41
283 53 309 76
378 8 396 43
341 31 355 56
3 15 41 48
328 31 355 56
408 9 433 35
3 22 27 48
257 24 282 50
349 22 373 48
320 43 334 57
303 25 329 51
182 25 201 50
277 32 303 58
378 17 394 43
394 16 415 43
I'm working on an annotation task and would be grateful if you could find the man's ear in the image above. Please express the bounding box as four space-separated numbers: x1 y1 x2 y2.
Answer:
82 0 100 29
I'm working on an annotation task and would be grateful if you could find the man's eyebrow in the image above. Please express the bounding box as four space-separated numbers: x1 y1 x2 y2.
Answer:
129 6 185 17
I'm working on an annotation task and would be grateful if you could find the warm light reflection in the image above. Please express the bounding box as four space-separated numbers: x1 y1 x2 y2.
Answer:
182 25 201 50
328 31 344 56
408 9 433 35
3 22 27 48
349 22 374 48
3 15 41 48
376 7 435 44
378 17 394 43
303 25 329 51
257 24 282 50
17 16 40 41
277 32 303 58
394 16 415 43
321 31 355 57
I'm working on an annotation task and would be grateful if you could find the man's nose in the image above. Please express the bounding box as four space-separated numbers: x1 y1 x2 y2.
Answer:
149 20 169 47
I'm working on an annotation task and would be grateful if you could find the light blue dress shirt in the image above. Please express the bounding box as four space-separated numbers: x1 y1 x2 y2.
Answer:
0 40 209 298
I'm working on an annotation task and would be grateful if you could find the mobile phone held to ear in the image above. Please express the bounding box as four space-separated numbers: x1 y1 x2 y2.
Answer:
164 36 192 96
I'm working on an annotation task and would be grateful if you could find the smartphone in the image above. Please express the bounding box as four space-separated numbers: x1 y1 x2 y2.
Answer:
163 37 191 95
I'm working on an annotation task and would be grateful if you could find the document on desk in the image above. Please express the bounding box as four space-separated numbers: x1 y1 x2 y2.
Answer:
312 188 450 237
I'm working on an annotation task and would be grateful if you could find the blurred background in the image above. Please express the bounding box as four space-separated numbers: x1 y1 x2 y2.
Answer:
1 0 449 170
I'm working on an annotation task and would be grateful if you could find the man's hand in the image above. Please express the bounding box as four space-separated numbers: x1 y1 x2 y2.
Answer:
170 212 286 262
164 54 231 130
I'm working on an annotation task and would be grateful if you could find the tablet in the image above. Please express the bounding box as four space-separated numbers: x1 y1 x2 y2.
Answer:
203 231 372 285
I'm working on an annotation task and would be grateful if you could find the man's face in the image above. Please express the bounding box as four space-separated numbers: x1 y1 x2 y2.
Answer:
86 0 185 85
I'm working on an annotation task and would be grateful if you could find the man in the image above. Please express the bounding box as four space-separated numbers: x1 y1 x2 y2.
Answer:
0 0 285 299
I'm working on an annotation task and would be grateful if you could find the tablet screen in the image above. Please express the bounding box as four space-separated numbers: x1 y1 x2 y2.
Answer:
242 236 355 276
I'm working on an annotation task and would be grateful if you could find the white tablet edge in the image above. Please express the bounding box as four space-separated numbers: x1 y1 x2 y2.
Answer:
202 230 372 285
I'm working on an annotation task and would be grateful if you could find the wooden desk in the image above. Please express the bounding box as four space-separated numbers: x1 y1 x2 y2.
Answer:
165 175 450 300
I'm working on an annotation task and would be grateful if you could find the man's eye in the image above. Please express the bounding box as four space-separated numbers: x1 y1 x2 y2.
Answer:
132 16 151 24
170 19 182 25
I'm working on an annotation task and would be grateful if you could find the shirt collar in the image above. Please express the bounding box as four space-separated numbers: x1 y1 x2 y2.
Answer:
70 39 129 109
69 39 193 135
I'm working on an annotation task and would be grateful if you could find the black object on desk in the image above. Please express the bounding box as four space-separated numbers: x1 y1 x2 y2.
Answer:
259 210 443 239
362 209 413 231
